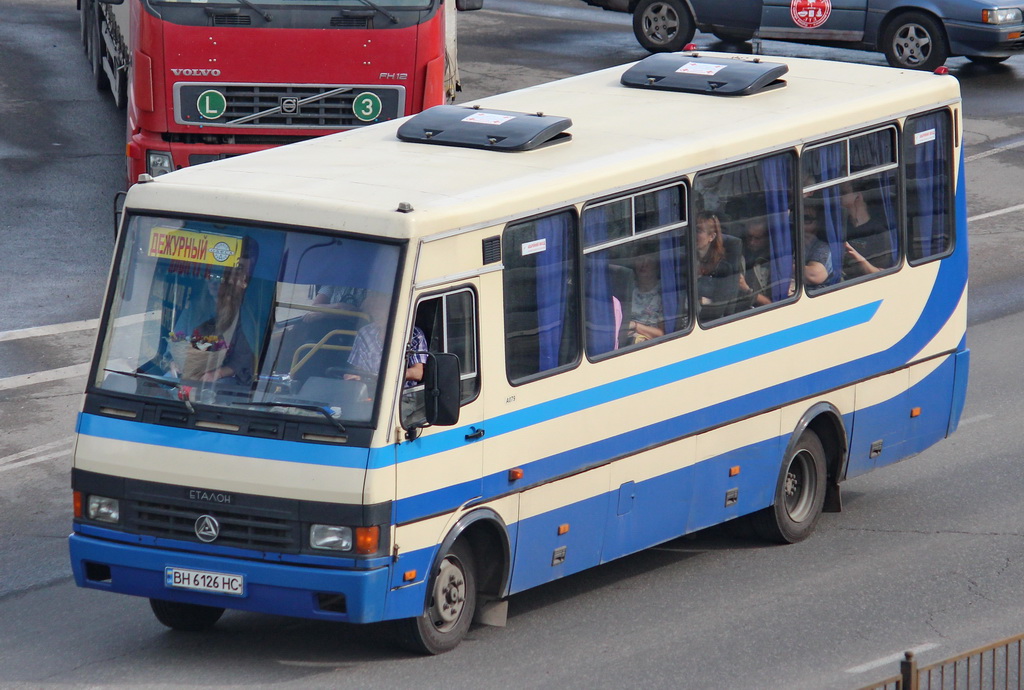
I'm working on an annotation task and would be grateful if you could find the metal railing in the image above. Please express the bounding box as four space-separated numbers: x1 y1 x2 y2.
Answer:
860 633 1024 690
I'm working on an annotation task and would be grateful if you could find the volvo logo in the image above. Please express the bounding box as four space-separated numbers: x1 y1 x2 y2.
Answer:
280 96 299 114
171 68 222 77
194 515 221 543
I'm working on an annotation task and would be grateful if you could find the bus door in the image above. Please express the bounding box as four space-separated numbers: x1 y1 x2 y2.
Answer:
759 0 868 42
395 286 485 528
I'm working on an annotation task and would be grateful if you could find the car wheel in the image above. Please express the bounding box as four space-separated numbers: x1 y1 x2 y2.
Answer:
882 11 949 71
632 0 695 53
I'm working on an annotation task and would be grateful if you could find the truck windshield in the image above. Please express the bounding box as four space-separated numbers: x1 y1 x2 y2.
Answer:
95 214 402 425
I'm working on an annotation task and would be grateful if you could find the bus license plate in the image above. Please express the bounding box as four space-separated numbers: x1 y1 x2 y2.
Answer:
165 567 246 597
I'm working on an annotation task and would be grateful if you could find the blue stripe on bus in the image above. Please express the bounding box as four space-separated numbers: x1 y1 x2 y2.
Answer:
76 413 372 469
399 300 883 463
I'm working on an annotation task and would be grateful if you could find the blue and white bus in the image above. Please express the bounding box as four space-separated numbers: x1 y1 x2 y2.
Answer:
69 52 968 653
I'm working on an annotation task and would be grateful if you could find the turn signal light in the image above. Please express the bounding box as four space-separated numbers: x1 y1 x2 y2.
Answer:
73 490 83 518
355 526 380 554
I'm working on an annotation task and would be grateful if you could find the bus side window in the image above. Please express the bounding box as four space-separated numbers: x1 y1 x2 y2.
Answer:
401 288 480 429
904 109 954 264
694 152 797 319
503 211 580 382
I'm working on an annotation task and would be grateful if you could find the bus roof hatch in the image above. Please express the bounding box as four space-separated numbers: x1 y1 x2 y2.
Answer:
396 105 572 151
620 54 788 96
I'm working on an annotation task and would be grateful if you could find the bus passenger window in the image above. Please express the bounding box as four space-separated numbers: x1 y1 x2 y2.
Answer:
582 184 689 357
694 152 797 322
503 212 580 381
905 110 954 264
802 127 900 290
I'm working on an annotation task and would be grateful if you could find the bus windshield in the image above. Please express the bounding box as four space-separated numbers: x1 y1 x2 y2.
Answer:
95 214 402 425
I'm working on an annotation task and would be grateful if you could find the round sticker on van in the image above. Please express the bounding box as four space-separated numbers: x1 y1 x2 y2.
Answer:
790 0 831 29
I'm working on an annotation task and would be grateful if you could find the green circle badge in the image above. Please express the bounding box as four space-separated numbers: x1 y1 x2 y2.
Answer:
197 90 227 120
352 92 383 122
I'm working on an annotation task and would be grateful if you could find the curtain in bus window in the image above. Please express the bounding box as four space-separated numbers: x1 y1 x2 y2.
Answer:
816 144 845 286
584 205 617 356
654 189 685 332
761 155 795 302
536 213 569 371
850 130 899 267
906 112 952 261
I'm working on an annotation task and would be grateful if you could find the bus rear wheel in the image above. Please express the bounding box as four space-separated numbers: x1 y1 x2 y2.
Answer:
394 540 477 655
752 429 827 544
149 599 225 631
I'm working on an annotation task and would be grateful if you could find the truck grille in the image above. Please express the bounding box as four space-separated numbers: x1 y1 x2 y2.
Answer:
174 83 405 129
128 499 300 552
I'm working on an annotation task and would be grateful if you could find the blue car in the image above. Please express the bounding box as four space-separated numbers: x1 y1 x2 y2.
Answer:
582 0 1024 69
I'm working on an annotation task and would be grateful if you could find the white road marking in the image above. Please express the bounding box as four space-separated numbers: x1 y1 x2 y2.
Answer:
968 202 1024 224
845 642 940 675
0 363 90 392
0 318 99 343
0 436 74 473
965 138 1024 162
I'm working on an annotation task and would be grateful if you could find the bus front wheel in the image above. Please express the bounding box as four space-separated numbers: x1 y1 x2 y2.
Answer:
149 599 225 631
394 540 477 654
752 429 827 544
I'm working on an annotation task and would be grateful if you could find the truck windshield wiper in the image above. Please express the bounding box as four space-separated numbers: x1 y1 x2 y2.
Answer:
232 401 346 433
352 0 398 24
234 0 272 22
104 369 197 413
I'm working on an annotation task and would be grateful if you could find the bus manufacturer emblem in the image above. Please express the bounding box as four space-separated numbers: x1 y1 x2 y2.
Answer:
197 89 228 120
195 515 221 542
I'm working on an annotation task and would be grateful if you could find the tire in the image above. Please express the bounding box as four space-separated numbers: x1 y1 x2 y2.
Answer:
632 0 695 53
712 29 754 44
966 55 1010 65
113 66 129 110
149 599 225 632
881 12 949 71
751 429 827 544
89 9 109 92
393 540 477 655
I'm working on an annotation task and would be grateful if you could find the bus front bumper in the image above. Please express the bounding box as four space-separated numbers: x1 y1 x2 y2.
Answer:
69 532 391 623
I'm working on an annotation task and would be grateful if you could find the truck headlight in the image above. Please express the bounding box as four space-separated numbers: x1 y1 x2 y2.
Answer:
982 8 1022 24
310 525 353 551
146 151 175 177
87 495 120 523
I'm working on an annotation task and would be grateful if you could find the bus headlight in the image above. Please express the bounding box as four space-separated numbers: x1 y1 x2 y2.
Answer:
982 8 1022 24
86 495 120 523
146 151 175 177
310 525 353 551
309 525 380 553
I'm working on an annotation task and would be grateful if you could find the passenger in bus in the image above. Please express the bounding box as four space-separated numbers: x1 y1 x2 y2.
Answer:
187 255 256 385
625 245 665 344
840 178 893 278
695 211 741 321
344 291 429 387
802 202 833 288
738 216 773 308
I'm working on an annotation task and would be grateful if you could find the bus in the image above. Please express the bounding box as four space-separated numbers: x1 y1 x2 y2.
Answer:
79 0 480 186
68 51 968 654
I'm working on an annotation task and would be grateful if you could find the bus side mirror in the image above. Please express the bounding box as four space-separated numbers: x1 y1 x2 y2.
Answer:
456 0 483 11
424 353 461 427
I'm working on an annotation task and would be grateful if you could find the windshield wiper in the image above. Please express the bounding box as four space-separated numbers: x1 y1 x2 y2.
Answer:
352 0 398 24
104 369 196 413
234 0 272 22
233 401 346 433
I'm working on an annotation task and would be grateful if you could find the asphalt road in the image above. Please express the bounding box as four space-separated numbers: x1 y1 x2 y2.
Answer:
0 0 1023 687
